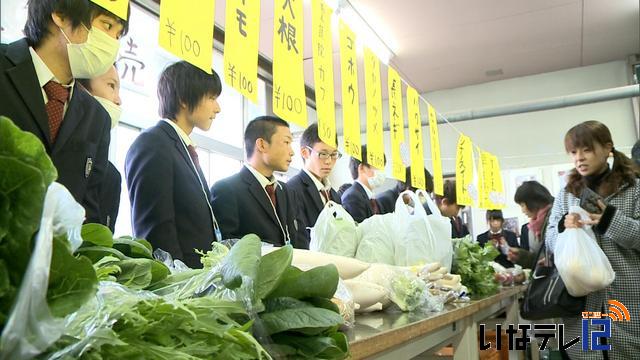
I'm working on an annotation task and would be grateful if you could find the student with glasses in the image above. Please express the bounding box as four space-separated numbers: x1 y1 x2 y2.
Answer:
287 123 342 248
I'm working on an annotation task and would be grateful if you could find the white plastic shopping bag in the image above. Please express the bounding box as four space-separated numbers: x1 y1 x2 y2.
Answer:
310 201 360 257
554 206 615 297
355 213 396 264
417 190 453 271
0 183 85 360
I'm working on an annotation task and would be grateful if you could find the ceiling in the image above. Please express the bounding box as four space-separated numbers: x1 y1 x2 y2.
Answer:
209 0 639 103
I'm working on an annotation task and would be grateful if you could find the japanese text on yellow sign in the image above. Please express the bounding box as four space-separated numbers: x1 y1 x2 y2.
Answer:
490 153 505 208
159 0 215 74
388 66 405 182
364 48 384 170
224 0 260 103
428 104 443 195
455 134 474 206
91 0 129 20
311 0 336 147
407 86 425 190
339 21 361 159
272 0 307 126
478 149 492 209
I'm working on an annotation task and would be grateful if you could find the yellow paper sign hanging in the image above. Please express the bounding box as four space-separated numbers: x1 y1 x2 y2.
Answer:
364 48 384 170
339 21 361 160
428 104 443 196
490 154 506 209
158 0 215 74
407 86 425 190
478 149 493 209
311 0 336 147
224 0 260 103
455 134 474 206
91 0 129 20
272 0 307 126
387 66 405 182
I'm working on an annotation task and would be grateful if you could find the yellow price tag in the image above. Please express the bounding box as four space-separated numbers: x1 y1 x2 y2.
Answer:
364 48 384 170
428 104 443 195
388 66 405 182
91 0 129 20
272 0 307 126
158 0 215 74
407 86 425 190
224 0 260 103
311 0 337 147
339 20 361 160
455 134 474 206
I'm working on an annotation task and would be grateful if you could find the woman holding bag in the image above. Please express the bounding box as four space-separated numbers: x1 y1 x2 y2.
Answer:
545 120 640 359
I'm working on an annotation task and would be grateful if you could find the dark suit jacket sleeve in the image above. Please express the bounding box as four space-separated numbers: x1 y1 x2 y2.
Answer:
83 107 111 224
284 184 301 248
342 193 368 223
477 232 488 246
210 180 241 240
292 190 310 249
505 231 519 247
125 135 182 259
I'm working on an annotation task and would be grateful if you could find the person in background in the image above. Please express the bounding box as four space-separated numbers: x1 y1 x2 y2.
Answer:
632 140 640 167
287 123 341 248
476 210 519 268
337 183 353 197
78 64 121 232
375 167 434 214
341 145 386 223
126 61 222 268
545 120 640 359
210 116 300 248
507 181 554 269
0 0 129 224
434 180 469 238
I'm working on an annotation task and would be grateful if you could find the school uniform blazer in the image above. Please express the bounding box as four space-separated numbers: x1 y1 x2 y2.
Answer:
374 188 400 215
0 39 110 224
210 166 300 248
341 181 375 223
287 170 341 248
125 121 216 268
477 229 519 268
100 161 121 232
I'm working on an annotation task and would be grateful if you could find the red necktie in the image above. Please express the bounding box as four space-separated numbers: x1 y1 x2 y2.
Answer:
320 189 330 204
370 199 380 214
265 183 277 207
186 144 200 168
43 81 69 143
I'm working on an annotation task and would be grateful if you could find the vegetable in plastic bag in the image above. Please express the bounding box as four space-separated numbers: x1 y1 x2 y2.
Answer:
355 214 396 264
554 206 615 297
310 201 360 257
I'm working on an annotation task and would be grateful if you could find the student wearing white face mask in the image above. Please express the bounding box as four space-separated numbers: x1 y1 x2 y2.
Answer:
341 144 387 223
78 65 122 232
0 0 129 225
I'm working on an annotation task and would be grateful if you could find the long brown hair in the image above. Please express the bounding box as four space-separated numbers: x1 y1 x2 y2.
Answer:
564 121 639 198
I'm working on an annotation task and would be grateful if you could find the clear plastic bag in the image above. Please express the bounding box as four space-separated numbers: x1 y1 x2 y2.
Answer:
417 190 454 271
355 213 396 264
554 206 615 297
1 183 85 360
333 280 356 328
310 201 359 257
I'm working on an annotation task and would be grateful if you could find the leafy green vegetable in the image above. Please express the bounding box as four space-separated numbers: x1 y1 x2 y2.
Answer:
196 242 230 269
451 236 500 298
47 236 98 318
267 264 339 300
80 223 114 248
255 245 292 299
220 234 262 289
271 332 349 359
0 116 57 328
115 258 153 289
113 236 153 259
260 302 343 336
390 273 428 311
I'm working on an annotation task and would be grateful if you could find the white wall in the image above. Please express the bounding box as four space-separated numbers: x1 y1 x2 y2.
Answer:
328 61 637 237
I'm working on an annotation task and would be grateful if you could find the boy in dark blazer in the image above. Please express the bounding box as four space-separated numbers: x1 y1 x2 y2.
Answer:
341 145 386 223
0 0 129 224
287 123 342 248
126 61 222 268
210 116 300 248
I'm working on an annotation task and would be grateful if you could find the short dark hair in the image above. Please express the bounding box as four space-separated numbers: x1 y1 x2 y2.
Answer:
435 179 461 208
632 140 640 165
513 181 554 213
338 183 352 197
24 0 130 47
486 209 504 222
349 145 368 180
244 116 290 158
158 61 222 120
396 167 435 193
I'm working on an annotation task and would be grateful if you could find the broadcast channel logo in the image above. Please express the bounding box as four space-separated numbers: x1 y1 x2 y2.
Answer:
581 300 631 351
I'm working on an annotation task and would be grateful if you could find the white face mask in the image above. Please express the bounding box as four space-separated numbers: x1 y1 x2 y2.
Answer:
60 25 120 78
368 170 386 189
93 95 121 129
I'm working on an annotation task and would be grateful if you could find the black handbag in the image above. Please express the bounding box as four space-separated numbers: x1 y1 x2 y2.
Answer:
520 245 586 320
